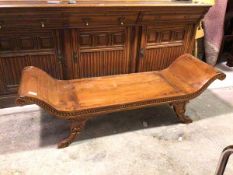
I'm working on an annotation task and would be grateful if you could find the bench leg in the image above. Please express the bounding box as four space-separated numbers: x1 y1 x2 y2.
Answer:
58 120 87 149
172 102 192 124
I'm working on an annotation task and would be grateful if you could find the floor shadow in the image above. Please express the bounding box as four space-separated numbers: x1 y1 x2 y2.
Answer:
39 104 179 147
187 89 233 120
39 89 233 147
1 89 232 154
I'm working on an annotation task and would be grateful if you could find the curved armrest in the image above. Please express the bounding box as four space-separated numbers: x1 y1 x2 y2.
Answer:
16 66 58 106
161 54 226 94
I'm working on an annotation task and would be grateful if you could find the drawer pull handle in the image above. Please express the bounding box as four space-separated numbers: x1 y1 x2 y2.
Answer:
82 19 89 26
82 18 90 26
119 17 125 26
0 25 2 30
41 22 45 28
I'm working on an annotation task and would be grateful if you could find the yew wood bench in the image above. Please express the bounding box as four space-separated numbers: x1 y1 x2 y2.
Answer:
16 54 226 148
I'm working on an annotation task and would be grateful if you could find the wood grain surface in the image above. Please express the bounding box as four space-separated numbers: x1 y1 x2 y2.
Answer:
16 53 226 148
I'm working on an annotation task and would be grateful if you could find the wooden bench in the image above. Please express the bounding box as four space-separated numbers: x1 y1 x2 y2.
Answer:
16 54 226 148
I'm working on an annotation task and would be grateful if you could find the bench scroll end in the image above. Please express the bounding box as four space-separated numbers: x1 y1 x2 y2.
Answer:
216 71 226 81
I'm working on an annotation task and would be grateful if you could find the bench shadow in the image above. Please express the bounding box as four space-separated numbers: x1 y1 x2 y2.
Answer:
39 104 179 147
1 89 232 154
39 88 233 147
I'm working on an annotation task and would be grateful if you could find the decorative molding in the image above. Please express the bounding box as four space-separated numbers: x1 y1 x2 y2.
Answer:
0 32 55 53
79 30 125 48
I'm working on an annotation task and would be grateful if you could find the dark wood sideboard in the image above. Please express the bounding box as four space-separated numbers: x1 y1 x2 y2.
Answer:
0 0 210 108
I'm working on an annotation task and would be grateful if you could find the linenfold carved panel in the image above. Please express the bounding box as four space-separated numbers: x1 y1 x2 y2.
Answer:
78 50 128 78
72 27 129 78
0 54 63 95
0 31 62 95
138 25 192 72
139 46 185 71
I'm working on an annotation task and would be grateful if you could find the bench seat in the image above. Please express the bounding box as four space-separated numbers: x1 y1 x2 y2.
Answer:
16 54 226 148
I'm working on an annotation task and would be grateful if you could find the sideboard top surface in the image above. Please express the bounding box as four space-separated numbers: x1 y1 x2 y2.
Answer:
0 0 211 8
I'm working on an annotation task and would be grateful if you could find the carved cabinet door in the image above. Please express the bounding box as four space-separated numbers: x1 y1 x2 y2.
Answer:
0 30 63 95
137 24 194 72
64 27 131 79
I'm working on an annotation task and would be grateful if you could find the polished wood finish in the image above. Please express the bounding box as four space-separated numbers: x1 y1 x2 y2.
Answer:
0 0 211 107
16 54 226 148
0 0 208 8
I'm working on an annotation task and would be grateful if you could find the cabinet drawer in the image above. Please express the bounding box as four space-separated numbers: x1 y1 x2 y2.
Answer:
0 18 64 31
141 13 201 24
0 13 138 30
64 13 137 28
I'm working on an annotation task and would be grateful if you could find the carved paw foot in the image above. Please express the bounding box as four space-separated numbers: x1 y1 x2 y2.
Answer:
58 137 74 148
57 120 86 149
173 102 192 124
176 113 193 124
